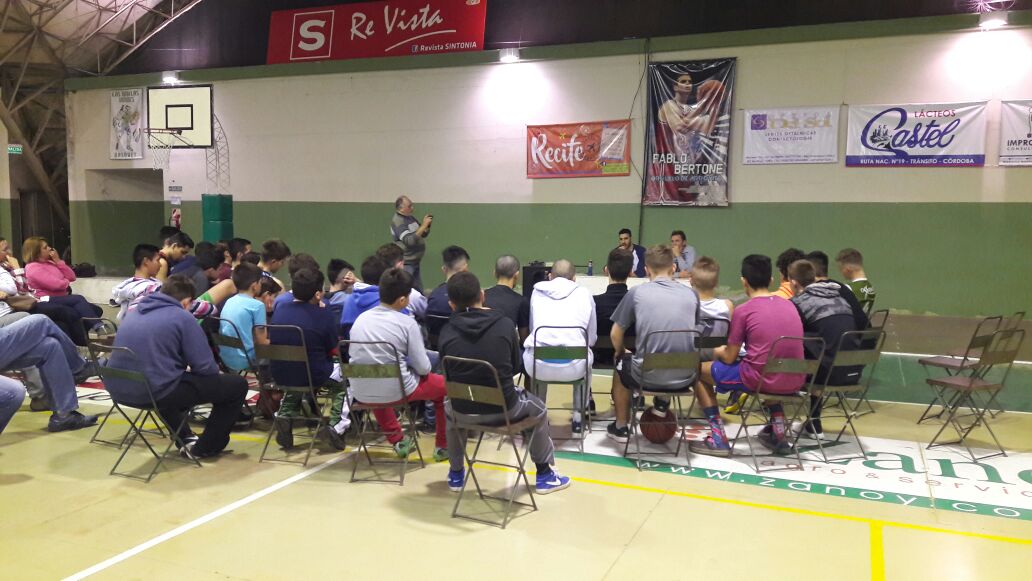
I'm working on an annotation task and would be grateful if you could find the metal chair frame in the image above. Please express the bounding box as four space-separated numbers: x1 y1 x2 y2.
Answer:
208 316 262 427
343 340 426 485
88 343 201 483
426 313 451 351
255 324 325 468
918 315 1002 424
528 325 591 451
621 330 701 471
925 329 1024 461
805 329 886 463
443 356 539 529
729 336 825 474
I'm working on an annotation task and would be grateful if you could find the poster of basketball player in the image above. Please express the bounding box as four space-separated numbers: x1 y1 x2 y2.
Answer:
110 88 144 160
643 59 735 206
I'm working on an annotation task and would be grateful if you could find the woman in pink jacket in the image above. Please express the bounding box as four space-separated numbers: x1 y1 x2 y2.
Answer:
22 237 102 323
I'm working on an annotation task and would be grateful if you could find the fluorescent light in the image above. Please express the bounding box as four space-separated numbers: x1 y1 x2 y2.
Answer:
499 48 520 64
979 11 1007 30
162 71 179 84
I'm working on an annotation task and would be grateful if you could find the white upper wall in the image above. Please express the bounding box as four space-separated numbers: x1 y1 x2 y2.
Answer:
66 27 1032 204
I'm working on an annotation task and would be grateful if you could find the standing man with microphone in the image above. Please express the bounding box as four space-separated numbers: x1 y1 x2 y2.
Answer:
391 195 433 293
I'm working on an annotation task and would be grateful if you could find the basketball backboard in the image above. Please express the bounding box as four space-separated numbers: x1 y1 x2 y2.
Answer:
147 84 214 148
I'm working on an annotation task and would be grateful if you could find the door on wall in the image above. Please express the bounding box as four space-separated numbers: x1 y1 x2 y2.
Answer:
81 169 165 275
19 189 69 258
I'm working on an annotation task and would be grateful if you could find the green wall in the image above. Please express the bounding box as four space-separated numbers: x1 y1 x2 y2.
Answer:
70 200 165 275
0 198 20 245
78 200 1030 318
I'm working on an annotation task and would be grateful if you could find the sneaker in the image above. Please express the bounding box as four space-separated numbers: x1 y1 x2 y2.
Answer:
571 420 582 435
586 398 597 417
47 410 99 433
29 396 50 412
74 361 99 384
652 397 671 414
275 416 294 449
536 470 571 494
176 434 199 450
180 440 199 460
393 436 416 458
432 447 449 462
606 422 629 444
791 420 824 441
689 436 732 457
757 431 793 455
447 469 464 492
417 422 436 435
724 392 748 415
321 426 347 451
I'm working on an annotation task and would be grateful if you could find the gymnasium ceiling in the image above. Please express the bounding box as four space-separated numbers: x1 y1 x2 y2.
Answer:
2 0 1030 227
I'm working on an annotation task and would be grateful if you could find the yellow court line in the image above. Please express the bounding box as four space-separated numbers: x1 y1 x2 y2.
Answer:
476 465 1032 546
870 523 886 581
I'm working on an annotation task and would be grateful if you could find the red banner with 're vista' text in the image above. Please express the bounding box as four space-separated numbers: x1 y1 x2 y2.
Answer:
267 0 487 64
526 120 632 179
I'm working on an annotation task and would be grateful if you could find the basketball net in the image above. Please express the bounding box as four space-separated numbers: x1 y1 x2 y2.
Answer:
144 129 191 171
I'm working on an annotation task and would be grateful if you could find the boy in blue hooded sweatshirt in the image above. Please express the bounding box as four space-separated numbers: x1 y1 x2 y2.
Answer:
107 275 248 459
340 255 391 337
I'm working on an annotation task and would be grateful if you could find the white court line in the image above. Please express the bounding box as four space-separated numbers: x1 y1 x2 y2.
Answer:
62 452 352 581
881 350 1032 366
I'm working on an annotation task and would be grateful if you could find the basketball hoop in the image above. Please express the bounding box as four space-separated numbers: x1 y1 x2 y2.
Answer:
144 128 191 171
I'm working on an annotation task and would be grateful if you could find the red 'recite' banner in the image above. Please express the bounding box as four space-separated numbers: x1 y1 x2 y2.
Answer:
267 0 487 64
526 120 632 179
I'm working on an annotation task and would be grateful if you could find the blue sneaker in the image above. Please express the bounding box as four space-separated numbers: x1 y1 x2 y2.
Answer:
535 470 571 494
448 469 464 492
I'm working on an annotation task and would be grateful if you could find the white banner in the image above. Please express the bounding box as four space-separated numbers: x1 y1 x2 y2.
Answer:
1000 99 1032 166
743 106 839 165
110 88 144 160
846 102 987 167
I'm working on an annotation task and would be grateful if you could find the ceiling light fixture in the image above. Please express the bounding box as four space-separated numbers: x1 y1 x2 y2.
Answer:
162 70 180 84
978 10 1008 30
499 48 520 64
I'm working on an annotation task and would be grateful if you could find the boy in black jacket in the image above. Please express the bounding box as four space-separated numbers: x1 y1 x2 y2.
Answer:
439 272 571 495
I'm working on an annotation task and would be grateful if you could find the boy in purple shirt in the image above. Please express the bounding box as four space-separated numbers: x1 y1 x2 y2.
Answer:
690 254 805 457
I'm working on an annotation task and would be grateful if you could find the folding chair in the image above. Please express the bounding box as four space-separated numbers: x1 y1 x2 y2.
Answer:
88 343 201 483
803 329 885 463
587 334 634 427
343 340 425 485
918 315 1002 424
925 329 1024 461
528 325 590 451
729 336 824 473
868 309 889 331
698 316 731 415
255 324 327 468
208 316 261 427
622 330 700 471
443 356 539 529
426 314 451 351
80 318 151 448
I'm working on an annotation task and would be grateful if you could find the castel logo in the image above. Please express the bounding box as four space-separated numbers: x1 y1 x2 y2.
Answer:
290 10 335 60
860 106 960 159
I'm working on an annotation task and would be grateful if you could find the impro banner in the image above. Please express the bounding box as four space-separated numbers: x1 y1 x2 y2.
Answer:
267 0 487 64
110 88 144 160
846 102 987 167
743 106 839 165
1000 99 1032 166
526 120 631 179
643 59 735 207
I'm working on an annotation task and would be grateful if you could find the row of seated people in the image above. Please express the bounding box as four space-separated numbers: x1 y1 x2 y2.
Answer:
92 235 872 478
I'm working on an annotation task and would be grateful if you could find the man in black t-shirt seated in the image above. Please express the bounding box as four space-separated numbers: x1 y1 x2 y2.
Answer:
593 247 635 366
483 255 530 343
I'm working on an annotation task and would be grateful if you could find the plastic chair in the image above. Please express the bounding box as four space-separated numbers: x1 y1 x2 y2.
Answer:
925 329 1024 461
804 329 885 463
443 356 540 529
621 330 700 471
729 336 825 473
528 325 590 451
343 340 425 485
88 343 201 483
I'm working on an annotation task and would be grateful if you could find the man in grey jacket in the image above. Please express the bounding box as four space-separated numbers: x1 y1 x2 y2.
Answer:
390 195 433 292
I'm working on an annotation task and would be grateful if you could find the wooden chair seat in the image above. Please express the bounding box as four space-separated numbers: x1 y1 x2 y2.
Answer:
918 356 978 370
926 375 1000 391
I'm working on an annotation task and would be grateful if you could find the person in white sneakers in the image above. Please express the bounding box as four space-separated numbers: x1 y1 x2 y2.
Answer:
523 259 597 432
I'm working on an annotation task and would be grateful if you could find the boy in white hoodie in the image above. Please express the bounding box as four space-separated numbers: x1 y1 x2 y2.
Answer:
523 259 597 431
